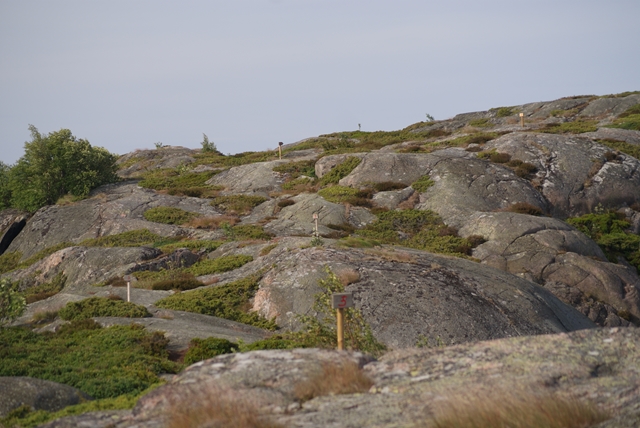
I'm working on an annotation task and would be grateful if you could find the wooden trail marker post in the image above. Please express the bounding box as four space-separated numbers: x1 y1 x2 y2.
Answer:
331 293 354 350
520 112 525 127
123 275 137 302
278 142 283 160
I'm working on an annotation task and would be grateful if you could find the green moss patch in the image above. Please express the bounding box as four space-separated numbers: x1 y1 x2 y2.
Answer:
143 206 199 225
0 251 21 275
58 297 151 320
155 275 277 330
0 321 176 399
411 176 435 193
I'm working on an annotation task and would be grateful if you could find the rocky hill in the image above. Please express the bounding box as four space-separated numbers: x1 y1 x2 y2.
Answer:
1 92 640 427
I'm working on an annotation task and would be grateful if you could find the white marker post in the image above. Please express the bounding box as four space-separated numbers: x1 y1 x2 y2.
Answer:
278 142 283 160
313 212 319 236
331 293 354 350
123 275 137 302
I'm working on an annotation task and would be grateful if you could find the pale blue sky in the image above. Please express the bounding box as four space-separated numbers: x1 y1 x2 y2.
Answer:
1 0 638 164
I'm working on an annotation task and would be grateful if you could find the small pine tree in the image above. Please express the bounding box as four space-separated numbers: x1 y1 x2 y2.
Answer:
201 133 217 153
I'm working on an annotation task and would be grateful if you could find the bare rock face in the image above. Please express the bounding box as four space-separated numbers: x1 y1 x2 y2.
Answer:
0 208 28 255
206 160 288 197
254 246 594 348
484 133 640 217
416 155 549 228
116 147 198 179
5 182 220 260
0 377 92 417
459 212 640 326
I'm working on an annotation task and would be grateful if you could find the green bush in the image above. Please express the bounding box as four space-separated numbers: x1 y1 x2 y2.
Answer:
607 104 640 131
566 212 629 240
155 275 277 330
0 251 21 275
272 159 317 179
357 209 475 257
1 278 26 326
200 133 218 153
318 185 360 202
151 275 204 291
58 297 151 320
143 206 199 225
23 273 66 304
139 168 218 197
0 321 176 399
493 107 515 117
210 195 267 215
468 118 492 128
319 157 362 185
411 175 435 192
183 337 239 366
6 126 119 212
231 224 274 240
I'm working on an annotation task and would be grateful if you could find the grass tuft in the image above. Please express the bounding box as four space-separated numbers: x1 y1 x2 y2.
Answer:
58 297 151 320
293 360 373 402
143 206 199 225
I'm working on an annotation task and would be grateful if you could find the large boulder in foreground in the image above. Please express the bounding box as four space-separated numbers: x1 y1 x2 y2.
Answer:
0 377 92 417
38 328 640 428
254 245 594 348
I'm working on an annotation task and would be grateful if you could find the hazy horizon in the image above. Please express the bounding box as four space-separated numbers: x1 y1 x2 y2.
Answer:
1 0 638 164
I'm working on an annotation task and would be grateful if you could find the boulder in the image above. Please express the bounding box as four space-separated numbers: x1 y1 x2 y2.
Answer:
0 208 29 255
416 154 548 228
254 246 594 348
116 147 198 179
578 93 640 118
0 377 92 417
459 212 640 326
206 160 288 197
484 133 640 217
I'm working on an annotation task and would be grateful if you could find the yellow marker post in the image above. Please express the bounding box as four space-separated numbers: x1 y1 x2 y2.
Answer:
520 112 525 127
331 293 354 351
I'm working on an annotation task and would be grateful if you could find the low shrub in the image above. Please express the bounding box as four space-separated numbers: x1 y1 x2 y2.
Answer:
319 156 362 185
210 195 267 216
489 152 511 163
157 239 223 254
80 229 166 248
0 251 21 275
539 120 598 134
183 337 239 366
411 175 435 193
151 275 204 291
318 185 362 203
607 104 640 131
139 169 217 194
22 273 66 304
597 139 640 161
0 321 177 399
281 176 316 192
468 118 492 128
155 275 277 330
143 206 199 225
277 198 296 208
272 159 316 179
187 255 254 277
58 297 151 320
505 202 543 216
493 106 515 117
231 224 273 240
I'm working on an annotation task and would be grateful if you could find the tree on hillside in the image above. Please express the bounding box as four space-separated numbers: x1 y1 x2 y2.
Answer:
0 161 12 210
7 125 120 212
0 278 25 326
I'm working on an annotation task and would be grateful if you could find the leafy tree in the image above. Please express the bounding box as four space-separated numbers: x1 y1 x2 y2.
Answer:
7 126 119 212
200 133 217 153
0 278 25 325
0 161 12 210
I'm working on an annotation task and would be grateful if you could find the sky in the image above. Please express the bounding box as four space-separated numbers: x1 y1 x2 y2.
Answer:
1 0 638 164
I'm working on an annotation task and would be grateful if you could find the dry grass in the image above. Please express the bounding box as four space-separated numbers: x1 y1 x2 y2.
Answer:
293 360 373 402
425 386 610 428
397 191 420 210
186 215 240 230
167 387 284 428
365 247 416 263
336 268 361 286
